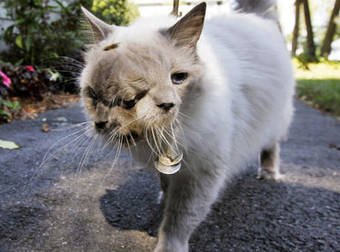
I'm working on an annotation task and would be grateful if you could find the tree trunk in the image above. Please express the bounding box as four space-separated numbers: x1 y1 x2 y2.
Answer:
321 0 340 58
302 0 316 60
171 0 180 17
292 0 302 56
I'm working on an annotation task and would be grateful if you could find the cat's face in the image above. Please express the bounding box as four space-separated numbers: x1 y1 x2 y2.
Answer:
80 4 206 149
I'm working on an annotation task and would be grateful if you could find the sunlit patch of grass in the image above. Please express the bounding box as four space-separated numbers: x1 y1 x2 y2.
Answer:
293 59 340 118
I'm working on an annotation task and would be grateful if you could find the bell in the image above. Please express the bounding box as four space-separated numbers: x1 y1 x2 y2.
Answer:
154 152 183 175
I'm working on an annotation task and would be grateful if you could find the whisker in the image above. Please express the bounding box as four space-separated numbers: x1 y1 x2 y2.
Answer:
171 120 186 150
51 121 91 132
40 125 92 168
144 128 159 156
77 133 98 175
162 125 179 150
128 131 137 147
24 126 92 194
151 127 162 156
178 111 192 120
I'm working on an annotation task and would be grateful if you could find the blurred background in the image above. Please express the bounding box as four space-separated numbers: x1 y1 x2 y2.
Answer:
0 0 339 125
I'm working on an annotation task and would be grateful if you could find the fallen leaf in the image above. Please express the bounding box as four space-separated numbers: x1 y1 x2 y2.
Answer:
329 143 340 151
22 105 40 114
0 139 21 149
41 123 50 132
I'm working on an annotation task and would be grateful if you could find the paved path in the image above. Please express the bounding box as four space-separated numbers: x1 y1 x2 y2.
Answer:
0 100 339 252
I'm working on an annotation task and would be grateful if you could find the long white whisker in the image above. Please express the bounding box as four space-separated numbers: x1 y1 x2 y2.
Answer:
25 126 92 194
52 121 91 132
40 125 92 168
77 133 98 175
145 128 159 156
151 127 162 156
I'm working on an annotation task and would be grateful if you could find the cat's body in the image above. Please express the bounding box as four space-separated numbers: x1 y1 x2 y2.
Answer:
80 1 294 251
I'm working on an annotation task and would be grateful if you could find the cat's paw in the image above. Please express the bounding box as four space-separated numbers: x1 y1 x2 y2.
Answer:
154 236 189 252
257 169 283 181
153 244 188 252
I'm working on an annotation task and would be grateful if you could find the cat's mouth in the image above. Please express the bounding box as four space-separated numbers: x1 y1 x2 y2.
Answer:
119 130 140 146
102 130 141 147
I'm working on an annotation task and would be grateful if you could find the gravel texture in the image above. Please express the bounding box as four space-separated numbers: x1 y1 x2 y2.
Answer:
0 100 339 252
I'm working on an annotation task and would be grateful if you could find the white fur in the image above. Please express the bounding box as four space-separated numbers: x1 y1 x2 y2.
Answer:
125 12 295 177
193 13 295 175
81 6 295 251
130 13 294 251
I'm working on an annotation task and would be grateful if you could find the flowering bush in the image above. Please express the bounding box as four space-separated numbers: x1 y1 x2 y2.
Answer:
0 64 80 123
1 65 52 99
0 71 11 89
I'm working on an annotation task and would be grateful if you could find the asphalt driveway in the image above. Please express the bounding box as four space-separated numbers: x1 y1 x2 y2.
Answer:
0 99 339 252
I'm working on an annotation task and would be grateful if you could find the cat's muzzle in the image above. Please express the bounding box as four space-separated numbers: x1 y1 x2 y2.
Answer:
120 131 140 146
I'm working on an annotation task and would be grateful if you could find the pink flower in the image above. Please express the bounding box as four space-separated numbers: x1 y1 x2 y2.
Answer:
24 65 35 72
0 71 11 88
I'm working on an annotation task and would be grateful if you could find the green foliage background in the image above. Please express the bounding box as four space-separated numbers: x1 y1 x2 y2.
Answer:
0 0 139 66
1 0 93 65
91 0 139 26
294 59 340 117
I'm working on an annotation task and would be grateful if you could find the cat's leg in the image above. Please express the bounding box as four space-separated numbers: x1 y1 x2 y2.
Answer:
257 142 282 180
154 168 224 252
157 173 169 204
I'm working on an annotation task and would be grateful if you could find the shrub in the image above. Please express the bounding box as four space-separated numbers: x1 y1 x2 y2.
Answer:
0 65 56 99
91 0 140 26
1 0 92 66
0 97 21 123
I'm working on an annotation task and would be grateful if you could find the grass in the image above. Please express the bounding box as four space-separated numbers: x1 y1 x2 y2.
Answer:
293 59 340 118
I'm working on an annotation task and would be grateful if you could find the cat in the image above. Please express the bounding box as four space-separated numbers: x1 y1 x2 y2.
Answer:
79 0 295 251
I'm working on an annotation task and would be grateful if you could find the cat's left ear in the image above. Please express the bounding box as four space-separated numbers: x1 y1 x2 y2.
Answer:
165 2 206 47
81 7 114 43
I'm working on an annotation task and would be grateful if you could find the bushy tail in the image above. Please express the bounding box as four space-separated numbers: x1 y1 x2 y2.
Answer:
231 0 278 21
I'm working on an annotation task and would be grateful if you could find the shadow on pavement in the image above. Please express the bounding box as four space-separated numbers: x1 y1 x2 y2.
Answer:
98 166 340 252
100 169 163 237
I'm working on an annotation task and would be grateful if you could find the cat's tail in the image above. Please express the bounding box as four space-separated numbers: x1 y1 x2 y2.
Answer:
231 0 278 21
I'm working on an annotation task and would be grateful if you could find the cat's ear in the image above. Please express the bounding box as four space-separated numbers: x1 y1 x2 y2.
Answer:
166 2 206 47
81 7 114 43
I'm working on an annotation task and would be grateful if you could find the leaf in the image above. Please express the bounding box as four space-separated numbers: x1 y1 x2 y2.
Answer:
54 0 71 15
9 100 21 111
0 110 11 117
47 69 62 81
3 25 14 42
41 123 50 132
0 139 21 150
15 35 23 49
15 58 24 66
15 18 26 24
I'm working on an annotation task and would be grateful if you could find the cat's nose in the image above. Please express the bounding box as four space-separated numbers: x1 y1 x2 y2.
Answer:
95 121 108 130
157 102 175 112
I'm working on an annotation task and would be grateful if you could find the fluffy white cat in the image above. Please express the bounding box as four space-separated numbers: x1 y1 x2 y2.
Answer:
79 1 295 251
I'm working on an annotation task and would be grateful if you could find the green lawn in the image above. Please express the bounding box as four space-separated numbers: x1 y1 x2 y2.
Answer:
293 59 340 118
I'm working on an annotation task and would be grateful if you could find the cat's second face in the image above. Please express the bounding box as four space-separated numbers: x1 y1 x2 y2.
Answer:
80 4 205 149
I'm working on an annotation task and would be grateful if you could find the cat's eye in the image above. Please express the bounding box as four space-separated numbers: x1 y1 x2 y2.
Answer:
87 87 97 99
122 99 136 109
111 96 136 109
171 72 188 85
102 99 110 107
87 87 98 107
111 90 148 110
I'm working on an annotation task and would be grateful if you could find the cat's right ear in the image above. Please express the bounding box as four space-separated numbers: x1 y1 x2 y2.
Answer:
81 7 114 43
164 2 206 48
